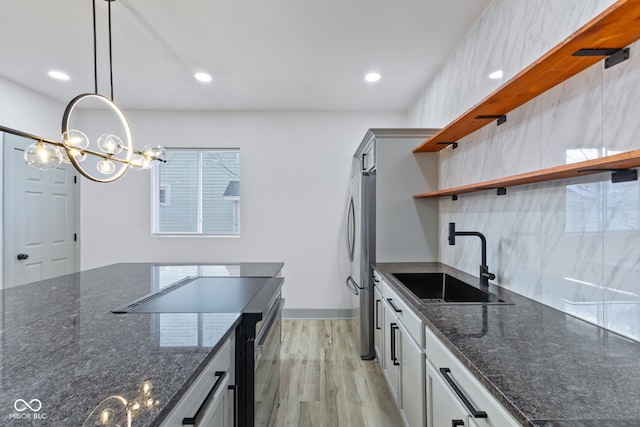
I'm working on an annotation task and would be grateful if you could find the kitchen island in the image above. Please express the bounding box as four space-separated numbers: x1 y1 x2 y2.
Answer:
0 262 283 426
376 262 640 426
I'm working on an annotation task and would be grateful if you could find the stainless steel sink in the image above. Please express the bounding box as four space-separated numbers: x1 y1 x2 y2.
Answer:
391 272 506 304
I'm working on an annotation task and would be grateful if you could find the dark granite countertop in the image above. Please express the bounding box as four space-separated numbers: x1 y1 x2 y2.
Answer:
375 262 640 427
0 262 283 426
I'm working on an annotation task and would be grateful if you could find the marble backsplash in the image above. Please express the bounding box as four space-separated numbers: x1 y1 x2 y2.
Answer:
408 0 640 341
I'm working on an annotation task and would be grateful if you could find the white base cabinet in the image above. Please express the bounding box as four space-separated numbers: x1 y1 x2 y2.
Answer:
374 282 384 364
379 274 425 427
424 326 520 427
161 335 235 427
398 320 425 427
383 300 401 403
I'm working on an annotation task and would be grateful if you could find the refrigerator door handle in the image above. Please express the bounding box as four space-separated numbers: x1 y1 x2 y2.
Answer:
346 196 355 262
346 276 360 295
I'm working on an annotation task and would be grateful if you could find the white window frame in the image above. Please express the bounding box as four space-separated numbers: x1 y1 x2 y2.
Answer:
151 148 240 237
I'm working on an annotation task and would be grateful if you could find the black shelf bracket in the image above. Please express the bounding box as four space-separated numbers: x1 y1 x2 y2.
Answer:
497 187 507 196
572 47 630 69
475 114 507 126
436 142 459 150
577 168 638 183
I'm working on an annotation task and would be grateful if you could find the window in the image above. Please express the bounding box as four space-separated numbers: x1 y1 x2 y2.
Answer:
153 149 240 236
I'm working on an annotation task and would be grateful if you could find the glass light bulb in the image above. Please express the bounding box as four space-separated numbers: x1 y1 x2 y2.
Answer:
98 134 124 155
62 129 89 150
129 153 153 170
60 148 87 164
142 144 166 162
24 142 62 170
97 159 116 175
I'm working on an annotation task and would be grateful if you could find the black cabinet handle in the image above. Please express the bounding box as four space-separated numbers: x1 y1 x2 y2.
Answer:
390 323 400 366
375 299 381 330
452 420 465 426
17 253 29 260
387 298 402 313
440 368 488 419
182 370 227 425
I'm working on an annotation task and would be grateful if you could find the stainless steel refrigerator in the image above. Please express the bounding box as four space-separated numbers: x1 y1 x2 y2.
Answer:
346 169 376 360
345 129 439 360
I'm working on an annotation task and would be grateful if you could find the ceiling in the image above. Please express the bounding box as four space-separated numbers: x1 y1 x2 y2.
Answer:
0 0 491 111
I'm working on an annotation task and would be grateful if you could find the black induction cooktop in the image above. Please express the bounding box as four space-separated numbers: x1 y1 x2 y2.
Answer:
111 276 272 314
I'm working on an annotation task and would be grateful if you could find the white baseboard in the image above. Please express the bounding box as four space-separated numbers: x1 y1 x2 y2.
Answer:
282 308 359 320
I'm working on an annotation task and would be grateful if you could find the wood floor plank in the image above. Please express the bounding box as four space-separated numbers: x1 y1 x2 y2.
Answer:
271 319 405 427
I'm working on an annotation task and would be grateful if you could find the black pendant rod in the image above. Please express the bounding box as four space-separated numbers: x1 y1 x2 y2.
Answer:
108 0 114 101
92 0 98 94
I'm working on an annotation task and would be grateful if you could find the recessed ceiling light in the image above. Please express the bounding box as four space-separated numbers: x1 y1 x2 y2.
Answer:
195 72 212 83
489 70 504 79
365 72 381 83
48 70 70 81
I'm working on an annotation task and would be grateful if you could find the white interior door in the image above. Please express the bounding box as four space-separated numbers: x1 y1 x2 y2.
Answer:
3 132 79 288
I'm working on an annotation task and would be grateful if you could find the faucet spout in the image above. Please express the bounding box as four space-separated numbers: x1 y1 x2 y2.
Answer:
448 222 495 287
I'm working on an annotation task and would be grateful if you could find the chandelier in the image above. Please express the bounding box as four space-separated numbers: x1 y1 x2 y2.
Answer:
1 0 165 183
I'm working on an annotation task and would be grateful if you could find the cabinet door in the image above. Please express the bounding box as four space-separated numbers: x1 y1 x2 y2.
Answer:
399 321 424 427
426 361 468 427
383 301 400 403
374 285 384 364
199 374 230 426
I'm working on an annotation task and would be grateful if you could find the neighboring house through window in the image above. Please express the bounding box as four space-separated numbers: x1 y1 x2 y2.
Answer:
152 148 240 236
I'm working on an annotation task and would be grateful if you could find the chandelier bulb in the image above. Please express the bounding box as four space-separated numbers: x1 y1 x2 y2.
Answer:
129 153 153 170
60 147 87 164
98 134 124 155
24 142 62 170
62 129 89 150
142 144 166 162
96 159 117 175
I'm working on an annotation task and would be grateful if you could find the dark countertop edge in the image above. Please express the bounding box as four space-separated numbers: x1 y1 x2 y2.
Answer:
149 315 243 427
374 262 534 427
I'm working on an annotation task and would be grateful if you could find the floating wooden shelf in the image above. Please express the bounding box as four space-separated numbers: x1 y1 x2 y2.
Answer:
413 0 640 153
414 150 640 198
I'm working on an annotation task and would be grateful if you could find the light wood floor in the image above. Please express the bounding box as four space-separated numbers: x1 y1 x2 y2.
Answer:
270 320 404 427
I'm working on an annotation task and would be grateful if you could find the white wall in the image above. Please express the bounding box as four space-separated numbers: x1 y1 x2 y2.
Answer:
408 0 640 341
78 110 405 312
0 77 66 289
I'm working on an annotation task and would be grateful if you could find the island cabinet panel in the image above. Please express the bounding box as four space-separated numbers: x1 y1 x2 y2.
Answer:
424 326 520 427
161 336 235 427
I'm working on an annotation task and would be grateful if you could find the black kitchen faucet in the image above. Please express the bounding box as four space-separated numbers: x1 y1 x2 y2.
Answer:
448 222 496 287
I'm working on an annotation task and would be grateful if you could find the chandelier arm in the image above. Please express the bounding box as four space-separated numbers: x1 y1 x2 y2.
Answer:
0 125 157 164
0 125 60 146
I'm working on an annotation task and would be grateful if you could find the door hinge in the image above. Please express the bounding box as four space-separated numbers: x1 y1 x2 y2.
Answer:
74 233 77 242
74 176 77 184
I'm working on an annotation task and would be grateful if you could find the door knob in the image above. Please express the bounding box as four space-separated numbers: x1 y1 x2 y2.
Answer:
17 253 29 260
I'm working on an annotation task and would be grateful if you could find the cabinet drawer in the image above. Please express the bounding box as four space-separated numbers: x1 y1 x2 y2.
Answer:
372 270 383 292
383 279 423 347
161 338 233 426
425 327 520 427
